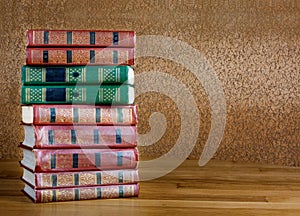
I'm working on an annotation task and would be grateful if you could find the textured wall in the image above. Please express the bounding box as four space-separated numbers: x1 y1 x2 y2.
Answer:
0 0 299 166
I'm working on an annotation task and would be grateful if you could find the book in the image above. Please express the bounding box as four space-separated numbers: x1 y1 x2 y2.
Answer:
22 125 137 148
21 65 134 85
22 105 137 125
20 146 138 172
22 166 139 189
21 85 134 105
26 30 136 47
23 183 139 203
26 47 134 66
20 29 139 203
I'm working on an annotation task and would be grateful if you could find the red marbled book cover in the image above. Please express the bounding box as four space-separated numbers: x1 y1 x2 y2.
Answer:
26 47 134 66
26 30 136 47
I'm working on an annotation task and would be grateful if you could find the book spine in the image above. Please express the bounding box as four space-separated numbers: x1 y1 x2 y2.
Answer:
35 169 139 188
34 148 138 172
21 66 134 85
21 85 134 105
31 105 137 125
26 48 134 66
33 125 137 148
35 183 139 202
26 30 135 47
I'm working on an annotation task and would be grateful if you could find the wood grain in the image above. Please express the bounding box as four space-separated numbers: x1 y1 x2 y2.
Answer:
1 159 300 215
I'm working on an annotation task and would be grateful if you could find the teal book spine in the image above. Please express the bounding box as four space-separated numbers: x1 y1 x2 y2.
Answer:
21 85 134 105
21 66 134 85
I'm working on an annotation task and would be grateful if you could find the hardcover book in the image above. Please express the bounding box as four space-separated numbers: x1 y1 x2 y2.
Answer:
22 65 134 85
22 124 137 149
22 167 139 189
22 105 137 125
26 30 136 47
21 85 134 105
26 47 134 66
23 183 139 203
20 29 139 203
20 146 138 172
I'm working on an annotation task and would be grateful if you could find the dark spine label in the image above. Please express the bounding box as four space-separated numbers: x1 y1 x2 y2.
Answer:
46 88 66 102
46 68 66 82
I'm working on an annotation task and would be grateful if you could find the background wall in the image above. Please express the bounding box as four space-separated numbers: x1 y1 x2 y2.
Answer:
0 0 299 166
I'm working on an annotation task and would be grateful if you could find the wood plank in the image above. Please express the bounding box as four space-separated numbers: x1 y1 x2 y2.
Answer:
0 159 300 215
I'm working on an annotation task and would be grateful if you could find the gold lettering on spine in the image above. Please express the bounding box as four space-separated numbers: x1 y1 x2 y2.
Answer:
92 173 96 185
66 88 70 102
42 68 46 82
72 173 75 185
31 50 34 63
116 68 120 82
32 31 36 44
42 88 46 102
66 68 70 82
98 68 103 83
82 88 86 103
116 88 120 102
94 188 98 198
25 68 30 82
82 68 86 83
99 88 103 102
26 88 30 103
100 108 103 122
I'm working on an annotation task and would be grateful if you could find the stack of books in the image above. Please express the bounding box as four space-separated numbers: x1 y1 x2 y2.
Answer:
20 30 139 202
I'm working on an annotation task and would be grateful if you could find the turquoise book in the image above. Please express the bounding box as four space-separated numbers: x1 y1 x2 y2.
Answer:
22 65 134 85
21 85 134 105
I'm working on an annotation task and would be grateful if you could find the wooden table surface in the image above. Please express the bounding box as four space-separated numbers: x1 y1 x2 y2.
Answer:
0 159 299 215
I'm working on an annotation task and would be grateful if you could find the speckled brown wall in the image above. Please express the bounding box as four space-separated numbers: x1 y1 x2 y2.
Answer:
0 0 299 166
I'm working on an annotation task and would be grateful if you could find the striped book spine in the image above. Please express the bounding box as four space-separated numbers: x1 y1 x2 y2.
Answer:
23 183 139 203
21 85 134 105
23 125 137 148
21 65 134 85
26 30 136 47
20 147 138 172
22 105 137 125
26 47 134 66
22 168 139 188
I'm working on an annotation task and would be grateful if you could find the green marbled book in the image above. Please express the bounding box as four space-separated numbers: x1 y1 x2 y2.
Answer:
22 65 134 85
21 85 134 105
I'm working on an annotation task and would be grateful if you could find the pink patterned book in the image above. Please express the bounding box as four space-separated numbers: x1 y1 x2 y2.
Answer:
23 124 137 149
23 183 139 203
20 145 138 172
21 166 139 189
22 105 137 125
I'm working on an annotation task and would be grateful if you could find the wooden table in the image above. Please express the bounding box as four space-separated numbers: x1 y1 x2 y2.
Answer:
0 159 299 215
